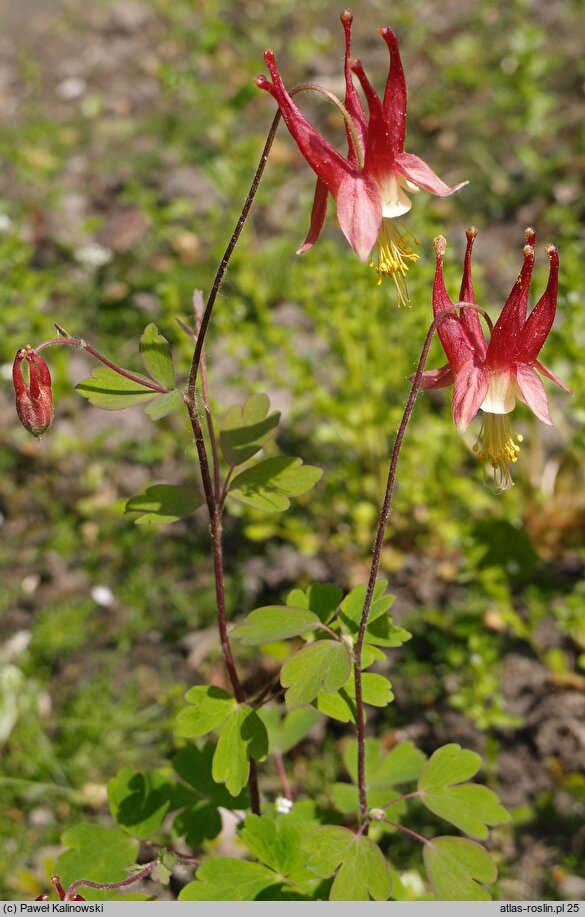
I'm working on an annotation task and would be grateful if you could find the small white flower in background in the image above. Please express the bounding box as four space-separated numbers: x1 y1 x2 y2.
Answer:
0 213 12 232
74 243 112 267
275 795 293 814
91 584 115 607
21 574 40 595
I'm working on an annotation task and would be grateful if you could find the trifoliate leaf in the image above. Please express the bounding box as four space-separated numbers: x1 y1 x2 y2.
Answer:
179 858 282 901
76 366 159 411
281 640 351 708
171 802 222 848
56 823 138 897
231 606 322 646
418 744 510 839
140 323 175 389
220 394 280 466
212 705 268 796
175 685 236 739
423 837 497 900
228 456 322 513
125 484 203 525
240 814 303 876
343 738 426 788
303 827 391 901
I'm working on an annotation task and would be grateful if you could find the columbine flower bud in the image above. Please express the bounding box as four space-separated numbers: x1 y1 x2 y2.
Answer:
13 346 54 437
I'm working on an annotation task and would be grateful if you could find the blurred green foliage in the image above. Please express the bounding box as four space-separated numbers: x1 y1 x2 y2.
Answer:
1 0 584 900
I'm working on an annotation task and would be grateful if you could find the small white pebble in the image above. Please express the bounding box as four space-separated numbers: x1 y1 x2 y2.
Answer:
21 574 40 595
57 77 87 100
91 584 115 607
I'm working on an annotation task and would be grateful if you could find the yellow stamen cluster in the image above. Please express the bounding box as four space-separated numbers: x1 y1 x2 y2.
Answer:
370 218 420 306
473 412 524 491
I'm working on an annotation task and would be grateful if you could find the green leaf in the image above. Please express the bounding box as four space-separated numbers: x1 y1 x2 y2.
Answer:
179 858 282 901
172 802 222 848
258 705 322 755
344 738 427 788
303 827 391 901
140 323 175 389
286 584 343 624
231 606 321 646
315 673 393 723
281 640 351 708
330 783 406 817
107 769 170 840
339 581 394 629
418 744 510 839
76 366 159 411
56 823 138 898
240 814 303 876
172 743 247 808
175 685 236 739
144 389 183 420
423 837 497 900
220 394 280 466
125 484 203 526
212 705 268 796
364 615 412 648
229 456 322 513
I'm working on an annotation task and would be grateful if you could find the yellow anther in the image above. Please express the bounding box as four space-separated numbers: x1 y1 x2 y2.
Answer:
474 413 523 491
372 218 420 306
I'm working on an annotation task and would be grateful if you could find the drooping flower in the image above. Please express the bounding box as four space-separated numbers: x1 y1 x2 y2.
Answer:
420 227 572 488
255 11 467 303
13 345 54 437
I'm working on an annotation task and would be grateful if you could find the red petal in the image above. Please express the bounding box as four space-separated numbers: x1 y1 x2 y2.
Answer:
350 59 395 184
486 239 535 366
452 363 489 432
340 12 367 167
534 359 573 395
378 27 407 156
417 364 454 390
432 238 476 374
516 245 559 363
257 52 352 195
395 152 468 197
514 363 553 424
457 227 486 358
336 172 382 261
297 177 329 254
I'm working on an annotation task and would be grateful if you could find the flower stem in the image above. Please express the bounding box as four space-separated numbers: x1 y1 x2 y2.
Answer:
193 290 221 500
63 861 158 899
186 110 281 403
353 304 491 825
36 336 172 395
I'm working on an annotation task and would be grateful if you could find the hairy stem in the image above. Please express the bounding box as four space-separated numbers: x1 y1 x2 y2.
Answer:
36 336 172 394
193 290 221 500
354 304 491 824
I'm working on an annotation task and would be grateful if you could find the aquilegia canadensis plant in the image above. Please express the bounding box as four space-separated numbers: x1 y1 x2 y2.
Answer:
12 9 569 903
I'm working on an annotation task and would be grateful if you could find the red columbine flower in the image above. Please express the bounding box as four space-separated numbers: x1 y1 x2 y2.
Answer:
13 345 54 437
420 227 572 488
255 10 467 303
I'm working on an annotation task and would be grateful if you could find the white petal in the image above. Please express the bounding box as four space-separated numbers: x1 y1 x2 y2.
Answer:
379 174 413 218
480 371 518 414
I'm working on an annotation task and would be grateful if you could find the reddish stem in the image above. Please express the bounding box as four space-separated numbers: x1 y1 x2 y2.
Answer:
353 305 492 825
274 750 294 802
193 290 221 501
36 336 172 395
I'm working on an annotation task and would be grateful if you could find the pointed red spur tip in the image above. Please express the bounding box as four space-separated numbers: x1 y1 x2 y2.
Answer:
340 10 353 24
264 49 277 66
254 74 271 90
545 243 559 267
522 243 534 260
434 235 447 257
524 226 536 245
466 226 478 240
